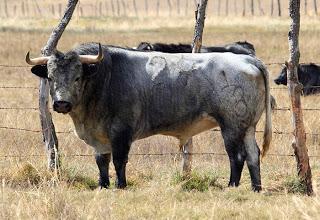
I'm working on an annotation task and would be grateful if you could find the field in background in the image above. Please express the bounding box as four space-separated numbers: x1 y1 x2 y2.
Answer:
1 13 320 219
1 0 320 18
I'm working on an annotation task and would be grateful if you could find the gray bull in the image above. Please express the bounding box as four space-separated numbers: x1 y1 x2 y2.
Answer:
27 43 272 192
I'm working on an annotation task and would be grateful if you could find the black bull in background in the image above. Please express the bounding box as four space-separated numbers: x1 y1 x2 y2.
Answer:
136 41 256 55
274 63 320 95
26 43 272 192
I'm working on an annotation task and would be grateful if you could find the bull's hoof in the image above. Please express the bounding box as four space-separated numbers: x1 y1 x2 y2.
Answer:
228 182 240 187
252 185 262 192
99 179 110 189
115 179 127 189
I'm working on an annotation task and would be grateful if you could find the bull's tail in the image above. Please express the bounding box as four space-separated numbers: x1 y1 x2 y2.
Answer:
259 63 272 158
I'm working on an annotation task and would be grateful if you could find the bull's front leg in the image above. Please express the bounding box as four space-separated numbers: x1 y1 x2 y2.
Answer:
95 153 111 189
111 128 132 189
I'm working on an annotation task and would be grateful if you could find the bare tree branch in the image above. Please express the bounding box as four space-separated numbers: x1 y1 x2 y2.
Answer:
38 0 79 172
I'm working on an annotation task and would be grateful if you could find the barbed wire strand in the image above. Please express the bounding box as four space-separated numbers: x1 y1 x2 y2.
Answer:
0 152 320 158
2 125 320 136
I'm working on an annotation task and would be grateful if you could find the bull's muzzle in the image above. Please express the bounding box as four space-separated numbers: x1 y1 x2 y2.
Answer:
53 101 73 114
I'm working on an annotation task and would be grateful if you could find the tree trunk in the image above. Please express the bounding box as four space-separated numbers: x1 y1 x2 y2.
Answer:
121 0 126 16
185 0 189 16
99 1 103 16
271 0 274 16
234 0 238 15
21 2 26 17
144 0 148 16
182 0 208 176
110 0 115 16
257 0 265 15
218 0 221 16
33 0 42 16
314 0 318 15
177 0 181 15
305 0 308 15
4 0 9 18
242 0 246 16
167 0 172 16
116 0 120 16
133 0 138 17
287 0 313 196
226 0 229 16
157 0 160 16
26 0 30 17
251 0 254 15
40 0 79 173
277 0 281 16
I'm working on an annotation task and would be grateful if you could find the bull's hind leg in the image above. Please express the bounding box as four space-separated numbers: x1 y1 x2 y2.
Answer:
95 153 111 189
244 127 262 192
221 129 246 188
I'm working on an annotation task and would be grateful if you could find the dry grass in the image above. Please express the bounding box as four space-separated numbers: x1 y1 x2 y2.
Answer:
1 15 320 219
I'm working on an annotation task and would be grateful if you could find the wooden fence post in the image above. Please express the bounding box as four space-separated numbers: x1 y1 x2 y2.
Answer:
277 0 282 16
313 0 318 15
167 0 172 16
39 0 79 173
226 0 229 16
185 0 189 16
4 0 9 18
21 1 26 17
251 0 254 15
99 1 103 16
111 0 115 16
177 0 181 15
305 0 308 15
287 0 313 196
26 0 30 17
121 0 126 16
116 0 120 16
181 0 208 176
242 0 246 16
144 0 148 16
257 0 265 15
33 0 42 16
133 0 138 17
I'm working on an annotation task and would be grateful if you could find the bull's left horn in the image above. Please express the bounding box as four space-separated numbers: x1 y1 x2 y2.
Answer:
25 52 50 65
79 43 104 64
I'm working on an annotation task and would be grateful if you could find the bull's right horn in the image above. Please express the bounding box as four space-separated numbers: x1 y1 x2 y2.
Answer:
79 43 104 64
25 52 50 65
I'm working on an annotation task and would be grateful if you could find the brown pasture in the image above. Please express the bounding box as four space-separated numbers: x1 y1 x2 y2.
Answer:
1 15 320 219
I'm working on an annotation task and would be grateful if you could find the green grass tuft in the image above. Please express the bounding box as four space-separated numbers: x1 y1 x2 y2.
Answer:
172 171 223 192
10 163 44 187
283 176 308 194
61 168 97 190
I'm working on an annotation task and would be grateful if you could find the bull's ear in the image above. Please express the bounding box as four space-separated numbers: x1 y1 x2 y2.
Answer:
82 64 98 78
31 65 48 78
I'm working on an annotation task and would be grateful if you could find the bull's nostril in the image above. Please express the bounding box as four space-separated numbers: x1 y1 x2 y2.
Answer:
53 101 72 113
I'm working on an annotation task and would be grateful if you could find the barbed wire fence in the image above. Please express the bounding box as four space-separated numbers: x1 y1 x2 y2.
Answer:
2 62 320 158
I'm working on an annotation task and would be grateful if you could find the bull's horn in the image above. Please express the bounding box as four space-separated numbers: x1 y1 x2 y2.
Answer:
79 43 104 64
25 52 50 65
